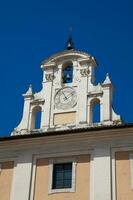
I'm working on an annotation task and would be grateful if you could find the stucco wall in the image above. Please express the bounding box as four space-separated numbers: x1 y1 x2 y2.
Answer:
54 112 76 125
0 161 14 200
34 155 90 200
115 151 133 200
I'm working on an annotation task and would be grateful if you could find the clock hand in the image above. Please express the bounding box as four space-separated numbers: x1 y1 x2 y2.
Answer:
62 91 68 100
65 92 74 99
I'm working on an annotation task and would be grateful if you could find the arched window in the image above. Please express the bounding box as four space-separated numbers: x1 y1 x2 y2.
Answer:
30 106 42 129
90 98 100 124
35 111 41 129
62 62 73 84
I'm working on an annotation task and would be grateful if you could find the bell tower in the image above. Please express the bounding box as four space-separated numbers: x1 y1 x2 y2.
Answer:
12 38 121 135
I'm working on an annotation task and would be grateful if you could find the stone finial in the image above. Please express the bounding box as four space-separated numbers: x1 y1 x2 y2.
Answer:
102 73 112 85
23 84 33 97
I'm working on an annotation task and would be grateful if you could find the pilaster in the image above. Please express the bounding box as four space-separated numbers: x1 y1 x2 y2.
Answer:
76 74 88 124
101 85 112 122
41 81 53 129
10 153 33 200
91 147 111 200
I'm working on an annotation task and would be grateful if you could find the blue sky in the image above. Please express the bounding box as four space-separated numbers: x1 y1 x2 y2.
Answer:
0 0 133 136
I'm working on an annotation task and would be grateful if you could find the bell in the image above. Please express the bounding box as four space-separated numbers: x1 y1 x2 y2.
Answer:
66 74 71 80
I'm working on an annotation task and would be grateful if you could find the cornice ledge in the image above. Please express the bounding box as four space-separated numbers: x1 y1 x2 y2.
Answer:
0 126 133 150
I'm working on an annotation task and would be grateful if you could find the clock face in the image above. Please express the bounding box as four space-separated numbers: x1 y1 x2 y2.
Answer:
55 87 77 110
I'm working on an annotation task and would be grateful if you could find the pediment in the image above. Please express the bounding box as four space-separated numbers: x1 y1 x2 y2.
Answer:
41 49 92 67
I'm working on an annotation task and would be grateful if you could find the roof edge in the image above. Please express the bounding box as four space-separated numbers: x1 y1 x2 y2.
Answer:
1 123 133 142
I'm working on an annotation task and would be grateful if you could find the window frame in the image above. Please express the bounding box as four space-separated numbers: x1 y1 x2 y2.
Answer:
48 158 76 194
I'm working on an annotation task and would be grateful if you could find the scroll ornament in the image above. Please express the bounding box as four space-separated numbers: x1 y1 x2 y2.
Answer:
80 68 90 76
45 73 54 81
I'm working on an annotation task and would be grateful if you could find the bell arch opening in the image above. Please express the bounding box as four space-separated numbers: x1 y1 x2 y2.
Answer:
62 61 73 84
90 98 101 124
30 106 42 130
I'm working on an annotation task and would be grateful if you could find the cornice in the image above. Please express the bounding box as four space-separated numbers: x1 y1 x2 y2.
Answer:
41 49 91 65
0 124 133 150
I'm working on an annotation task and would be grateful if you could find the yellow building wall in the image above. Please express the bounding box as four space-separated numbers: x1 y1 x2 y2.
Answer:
115 151 133 200
0 161 14 200
54 112 76 125
34 155 90 200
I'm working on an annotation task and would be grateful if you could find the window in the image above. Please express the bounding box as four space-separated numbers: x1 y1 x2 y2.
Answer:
52 163 72 189
35 111 41 129
62 65 73 84
93 102 100 123
90 98 101 124
48 159 76 194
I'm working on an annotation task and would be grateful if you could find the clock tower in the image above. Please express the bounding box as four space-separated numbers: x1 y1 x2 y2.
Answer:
12 38 121 135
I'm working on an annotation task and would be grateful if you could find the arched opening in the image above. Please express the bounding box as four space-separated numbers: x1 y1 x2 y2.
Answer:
30 106 42 130
62 62 73 84
90 98 100 124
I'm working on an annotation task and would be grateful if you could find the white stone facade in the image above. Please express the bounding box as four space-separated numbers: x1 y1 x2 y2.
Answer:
1 42 133 200
12 49 121 136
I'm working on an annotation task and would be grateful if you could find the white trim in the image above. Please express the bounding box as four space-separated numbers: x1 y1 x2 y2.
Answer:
129 154 133 190
111 150 116 200
48 158 77 194
33 150 90 159
10 157 18 200
10 154 33 200
90 147 111 200
29 156 37 200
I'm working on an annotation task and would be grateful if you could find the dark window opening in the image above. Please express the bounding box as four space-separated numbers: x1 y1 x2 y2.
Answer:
93 103 100 123
63 65 73 83
35 111 41 129
52 163 72 189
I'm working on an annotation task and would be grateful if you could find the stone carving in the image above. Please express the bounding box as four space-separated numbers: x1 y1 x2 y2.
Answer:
45 73 54 81
80 68 90 76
